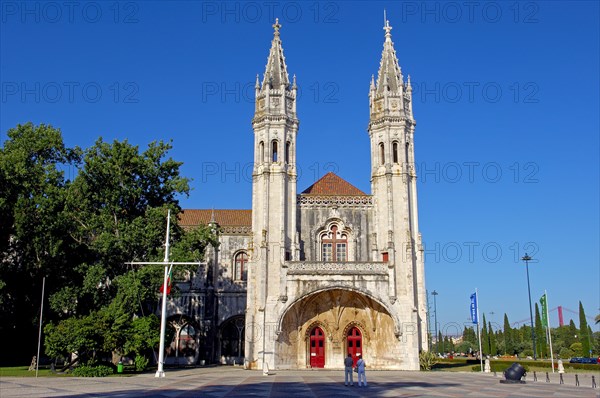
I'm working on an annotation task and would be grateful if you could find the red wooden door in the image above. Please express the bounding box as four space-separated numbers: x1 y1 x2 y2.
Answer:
347 327 362 366
309 327 325 368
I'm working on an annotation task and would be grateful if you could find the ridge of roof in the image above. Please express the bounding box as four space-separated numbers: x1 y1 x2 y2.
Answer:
301 172 368 196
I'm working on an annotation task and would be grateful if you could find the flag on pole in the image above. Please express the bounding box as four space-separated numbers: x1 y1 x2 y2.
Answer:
160 266 173 295
540 293 548 328
470 293 478 324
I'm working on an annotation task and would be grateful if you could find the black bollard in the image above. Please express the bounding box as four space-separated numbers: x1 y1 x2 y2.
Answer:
559 373 564 384
575 374 579 387
546 372 550 382
592 375 596 389
533 371 537 381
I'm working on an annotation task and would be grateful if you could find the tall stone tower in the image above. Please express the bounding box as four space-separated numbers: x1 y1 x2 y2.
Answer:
368 20 428 350
245 19 300 370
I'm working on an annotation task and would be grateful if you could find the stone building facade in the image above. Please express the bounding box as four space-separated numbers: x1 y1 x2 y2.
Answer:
166 19 427 370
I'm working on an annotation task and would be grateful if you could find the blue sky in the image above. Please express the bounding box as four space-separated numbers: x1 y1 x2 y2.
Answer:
1 1 598 334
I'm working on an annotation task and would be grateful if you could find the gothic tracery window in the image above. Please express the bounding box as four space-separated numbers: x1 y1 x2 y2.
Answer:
320 224 348 262
234 251 248 281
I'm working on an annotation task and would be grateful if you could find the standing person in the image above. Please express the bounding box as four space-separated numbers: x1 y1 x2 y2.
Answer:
344 353 354 386
357 355 367 387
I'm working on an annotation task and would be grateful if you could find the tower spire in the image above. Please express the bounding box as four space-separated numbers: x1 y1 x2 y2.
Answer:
375 18 403 93
261 18 290 89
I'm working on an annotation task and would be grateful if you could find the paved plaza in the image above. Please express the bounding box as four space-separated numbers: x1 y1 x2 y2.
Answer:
1 367 598 398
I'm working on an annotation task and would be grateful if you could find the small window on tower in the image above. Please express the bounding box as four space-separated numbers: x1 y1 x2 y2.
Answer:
272 140 278 162
392 142 399 164
285 141 290 163
259 141 264 163
379 143 385 165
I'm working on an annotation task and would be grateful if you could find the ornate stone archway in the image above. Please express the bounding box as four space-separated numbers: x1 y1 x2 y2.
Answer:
275 288 400 369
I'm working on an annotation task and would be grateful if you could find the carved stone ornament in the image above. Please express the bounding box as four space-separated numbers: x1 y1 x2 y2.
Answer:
286 261 388 275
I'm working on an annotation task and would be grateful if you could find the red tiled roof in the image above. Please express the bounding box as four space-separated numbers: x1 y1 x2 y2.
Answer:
178 209 252 227
301 172 367 196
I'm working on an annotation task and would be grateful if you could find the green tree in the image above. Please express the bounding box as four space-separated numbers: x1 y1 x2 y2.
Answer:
503 314 514 354
578 301 591 357
488 322 497 356
458 326 477 355
0 123 81 364
1 124 212 366
481 314 488 355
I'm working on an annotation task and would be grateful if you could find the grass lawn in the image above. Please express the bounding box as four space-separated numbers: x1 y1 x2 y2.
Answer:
0 365 142 377
0 366 70 377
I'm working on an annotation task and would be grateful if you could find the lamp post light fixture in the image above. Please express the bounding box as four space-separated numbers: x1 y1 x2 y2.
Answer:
432 290 439 354
522 253 537 360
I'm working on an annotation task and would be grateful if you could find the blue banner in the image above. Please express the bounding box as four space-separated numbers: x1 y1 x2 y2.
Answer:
470 293 478 324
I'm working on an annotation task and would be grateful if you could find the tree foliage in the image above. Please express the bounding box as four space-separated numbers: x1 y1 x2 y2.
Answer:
1 123 216 366
578 301 591 356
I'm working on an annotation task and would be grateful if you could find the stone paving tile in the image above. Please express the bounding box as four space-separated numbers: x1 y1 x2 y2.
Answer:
1 368 598 398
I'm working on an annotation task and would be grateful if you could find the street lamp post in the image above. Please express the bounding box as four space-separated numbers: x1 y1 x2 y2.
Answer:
522 253 537 360
432 290 439 354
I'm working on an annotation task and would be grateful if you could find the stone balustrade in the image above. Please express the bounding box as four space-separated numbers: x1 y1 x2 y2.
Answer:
285 261 389 275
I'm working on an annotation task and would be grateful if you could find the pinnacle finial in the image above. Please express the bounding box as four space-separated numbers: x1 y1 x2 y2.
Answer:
370 74 375 89
292 74 297 88
384 18 392 40
273 18 281 35
255 74 260 89
210 208 216 224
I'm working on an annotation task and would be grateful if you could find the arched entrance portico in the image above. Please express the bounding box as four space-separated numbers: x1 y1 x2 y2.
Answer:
276 288 401 369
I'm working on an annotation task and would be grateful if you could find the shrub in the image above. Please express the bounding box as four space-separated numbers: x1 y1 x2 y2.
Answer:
72 364 114 377
472 362 529 373
134 355 149 372
419 351 439 371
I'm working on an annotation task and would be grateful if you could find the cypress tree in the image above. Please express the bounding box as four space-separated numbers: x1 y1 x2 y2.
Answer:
503 313 514 354
481 314 489 355
489 321 497 355
579 301 591 357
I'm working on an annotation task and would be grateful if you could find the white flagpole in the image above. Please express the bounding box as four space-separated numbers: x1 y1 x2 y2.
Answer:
35 276 46 377
155 209 171 378
546 290 555 373
476 288 483 372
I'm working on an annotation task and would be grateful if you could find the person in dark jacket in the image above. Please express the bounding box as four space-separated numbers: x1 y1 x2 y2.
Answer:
344 353 354 386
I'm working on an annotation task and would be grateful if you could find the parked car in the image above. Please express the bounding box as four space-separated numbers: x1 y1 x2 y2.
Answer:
569 357 598 364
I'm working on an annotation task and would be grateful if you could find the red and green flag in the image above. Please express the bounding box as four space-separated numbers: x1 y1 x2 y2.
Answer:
159 266 173 295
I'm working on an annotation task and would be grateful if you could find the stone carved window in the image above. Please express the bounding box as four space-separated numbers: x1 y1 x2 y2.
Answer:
379 142 385 165
272 140 278 162
259 141 264 163
285 141 290 163
234 251 248 281
392 141 399 164
320 224 348 262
